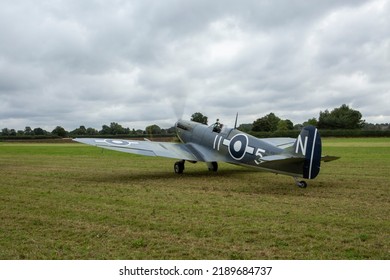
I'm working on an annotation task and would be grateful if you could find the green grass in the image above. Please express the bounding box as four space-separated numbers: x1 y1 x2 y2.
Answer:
0 138 389 260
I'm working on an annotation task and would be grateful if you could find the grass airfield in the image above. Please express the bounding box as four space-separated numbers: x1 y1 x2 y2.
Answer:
0 138 389 259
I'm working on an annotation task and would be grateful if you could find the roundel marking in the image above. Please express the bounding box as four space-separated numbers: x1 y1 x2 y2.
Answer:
105 139 130 146
228 134 248 160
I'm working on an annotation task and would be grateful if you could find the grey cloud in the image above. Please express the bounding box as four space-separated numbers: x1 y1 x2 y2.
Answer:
1 0 389 131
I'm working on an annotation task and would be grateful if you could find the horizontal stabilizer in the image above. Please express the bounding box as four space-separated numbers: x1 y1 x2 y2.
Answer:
321 155 340 162
259 154 302 162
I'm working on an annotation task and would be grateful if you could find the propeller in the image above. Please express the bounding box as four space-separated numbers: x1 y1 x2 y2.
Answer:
169 93 188 121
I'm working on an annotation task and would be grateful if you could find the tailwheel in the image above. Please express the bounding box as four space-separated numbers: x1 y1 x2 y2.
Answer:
174 160 185 174
294 177 307 188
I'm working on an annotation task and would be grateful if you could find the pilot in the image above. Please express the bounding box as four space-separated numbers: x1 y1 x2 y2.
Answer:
213 119 222 133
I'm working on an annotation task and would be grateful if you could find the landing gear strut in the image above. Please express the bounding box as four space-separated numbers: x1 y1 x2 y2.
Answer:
294 177 307 188
174 160 218 174
174 160 185 174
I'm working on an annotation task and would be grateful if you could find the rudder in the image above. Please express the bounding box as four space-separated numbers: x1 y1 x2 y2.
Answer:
293 126 322 179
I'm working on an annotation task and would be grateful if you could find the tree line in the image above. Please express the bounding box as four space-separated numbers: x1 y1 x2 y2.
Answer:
1 122 176 138
191 104 389 133
1 104 389 139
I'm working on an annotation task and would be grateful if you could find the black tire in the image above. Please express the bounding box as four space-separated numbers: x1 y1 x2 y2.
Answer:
174 161 184 174
208 162 218 172
298 181 307 188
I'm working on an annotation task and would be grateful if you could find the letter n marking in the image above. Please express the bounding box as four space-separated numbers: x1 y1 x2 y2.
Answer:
295 135 308 156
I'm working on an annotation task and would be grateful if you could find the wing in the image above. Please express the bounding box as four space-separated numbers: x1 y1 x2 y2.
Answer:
73 138 200 162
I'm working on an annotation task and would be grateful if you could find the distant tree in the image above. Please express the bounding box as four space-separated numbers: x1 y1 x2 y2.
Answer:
79 125 87 134
100 124 111 135
191 112 208 125
86 127 99 135
70 125 87 135
1 128 10 136
294 124 303 130
277 119 294 131
24 126 33 135
100 122 128 135
166 126 176 134
318 104 365 129
252 117 270 132
252 113 281 132
110 122 128 135
277 121 286 131
286 119 294 130
52 126 68 137
33 127 46 135
237 123 253 132
303 118 318 127
145 124 161 134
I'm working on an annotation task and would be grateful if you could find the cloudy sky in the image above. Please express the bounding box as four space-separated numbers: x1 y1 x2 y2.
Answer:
1 0 389 131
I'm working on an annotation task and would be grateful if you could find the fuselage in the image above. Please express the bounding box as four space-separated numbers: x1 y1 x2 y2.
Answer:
175 119 303 176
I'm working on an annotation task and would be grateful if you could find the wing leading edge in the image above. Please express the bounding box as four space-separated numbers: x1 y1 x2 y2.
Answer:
73 138 200 162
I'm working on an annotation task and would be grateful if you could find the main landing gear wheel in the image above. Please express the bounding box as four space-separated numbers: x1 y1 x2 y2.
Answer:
207 162 218 172
174 160 185 174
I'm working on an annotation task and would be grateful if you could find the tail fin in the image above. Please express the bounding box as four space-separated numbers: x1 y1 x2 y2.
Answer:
293 126 322 179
